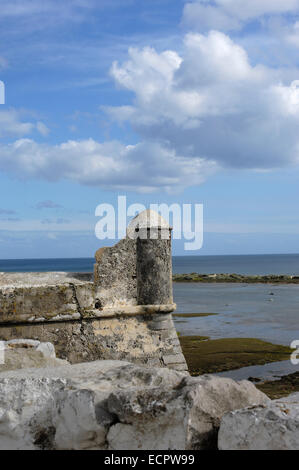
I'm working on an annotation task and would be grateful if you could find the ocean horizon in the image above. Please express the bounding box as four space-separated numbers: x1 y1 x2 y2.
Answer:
1 252 299 382
0 253 299 275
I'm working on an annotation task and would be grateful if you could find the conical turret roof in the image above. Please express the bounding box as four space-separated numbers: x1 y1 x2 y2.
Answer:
127 209 171 238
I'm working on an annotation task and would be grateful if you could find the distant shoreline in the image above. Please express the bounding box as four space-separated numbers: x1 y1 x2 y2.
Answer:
172 273 299 283
1 254 299 277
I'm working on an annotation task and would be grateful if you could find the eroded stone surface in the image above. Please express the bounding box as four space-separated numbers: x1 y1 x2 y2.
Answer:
94 210 173 308
0 210 186 372
0 314 188 371
137 234 173 306
0 360 268 450
0 272 93 288
0 339 68 372
218 392 299 450
0 272 94 324
94 239 137 308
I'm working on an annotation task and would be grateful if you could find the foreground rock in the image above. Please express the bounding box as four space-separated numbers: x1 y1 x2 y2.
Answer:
218 392 299 450
0 360 268 450
0 339 68 372
106 374 268 450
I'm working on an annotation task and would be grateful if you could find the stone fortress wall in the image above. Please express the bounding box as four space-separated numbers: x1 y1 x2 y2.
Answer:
0 210 188 372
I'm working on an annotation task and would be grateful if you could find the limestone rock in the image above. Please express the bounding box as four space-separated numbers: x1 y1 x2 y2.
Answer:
0 361 268 450
0 377 67 449
0 272 94 324
106 374 269 450
218 392 299 450
0 339 68 372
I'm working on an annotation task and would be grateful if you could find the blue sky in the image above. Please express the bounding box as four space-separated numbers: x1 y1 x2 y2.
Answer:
1 0 299 258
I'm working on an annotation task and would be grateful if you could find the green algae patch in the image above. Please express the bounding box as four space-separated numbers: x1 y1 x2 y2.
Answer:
179 336 293 376
173 313 218 318
172 273 299 284
256 372 299 400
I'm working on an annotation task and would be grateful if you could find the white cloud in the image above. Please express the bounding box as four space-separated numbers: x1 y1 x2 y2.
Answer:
182 0 299 32
0 138 217 193
109 31 299 169
3 25 299 192
0 109 48 137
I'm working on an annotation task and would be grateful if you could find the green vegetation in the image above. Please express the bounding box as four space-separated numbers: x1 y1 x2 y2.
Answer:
257 372 299 399
173 273 299 284
179 336 293 376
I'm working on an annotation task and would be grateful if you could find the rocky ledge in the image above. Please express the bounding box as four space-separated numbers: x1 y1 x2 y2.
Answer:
219 392 299 450
173 273 299 283
0 340 268 450
0 340 298 450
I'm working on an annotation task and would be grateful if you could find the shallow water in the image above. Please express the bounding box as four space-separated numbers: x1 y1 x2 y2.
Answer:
173 282 299 380
173 283 299 380
215 360 298 382
173 282 299 347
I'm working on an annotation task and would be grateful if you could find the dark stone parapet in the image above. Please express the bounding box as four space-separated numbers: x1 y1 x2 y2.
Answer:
172 273 299 284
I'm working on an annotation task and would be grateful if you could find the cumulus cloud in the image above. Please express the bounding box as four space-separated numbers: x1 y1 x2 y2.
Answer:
109 31 299 169
0 109 49 138
182 0 299 32
2 29 299 192
0 138 217 193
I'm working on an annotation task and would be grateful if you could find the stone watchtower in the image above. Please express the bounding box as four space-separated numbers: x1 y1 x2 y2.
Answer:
93 209 187 370
94 210 174 310
0 210 187 371
135 210 173 306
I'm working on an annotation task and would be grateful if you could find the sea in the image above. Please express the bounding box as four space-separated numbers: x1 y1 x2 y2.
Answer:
1 254 299 381
1 253 299 275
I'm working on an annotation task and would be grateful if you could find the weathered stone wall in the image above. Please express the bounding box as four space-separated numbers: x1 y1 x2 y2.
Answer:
94 210 174 308
0 313 186 370
0 273 187 372
94 238 137 308
0 272 95 324
0 210 187 372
